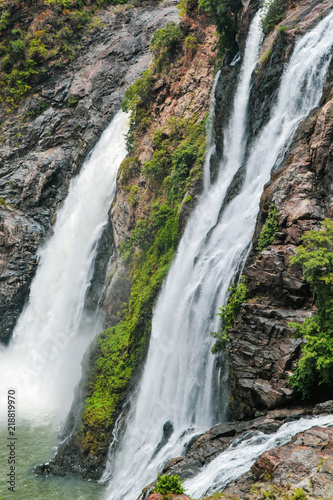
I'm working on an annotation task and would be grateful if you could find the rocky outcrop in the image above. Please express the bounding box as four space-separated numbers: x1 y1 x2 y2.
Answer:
160 401 333 483
0 0 179 344
222 424 333 499
227 0 333 420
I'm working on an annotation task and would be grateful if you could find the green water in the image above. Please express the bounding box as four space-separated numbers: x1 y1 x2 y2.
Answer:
0 417 105 500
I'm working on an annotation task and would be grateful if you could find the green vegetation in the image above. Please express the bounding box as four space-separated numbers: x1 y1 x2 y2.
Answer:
68 96 78 107
84 113 206 437
259 48 272 65
153 474 186 496
0 0 133 111
185 35 198 50
84 114 206 431
149 21 182 72
278 25 287 34
82 4 211 455
211 277 248 353
257 203 279 252
121 67 154 148
194 485 311 500
288 219 333 398
194 0 242 55
260 0 288 36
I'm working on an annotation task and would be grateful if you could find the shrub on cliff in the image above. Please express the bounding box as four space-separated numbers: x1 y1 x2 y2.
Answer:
0 0 130 111
211 277 248 353
150 21 182 71
288 219 333 398
153 474 186 495
196 0 242 55
257 203 279 252
260 0 288 36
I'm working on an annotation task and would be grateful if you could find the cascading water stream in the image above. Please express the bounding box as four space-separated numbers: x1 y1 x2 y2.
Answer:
103 10 265 499
0 110 129 422
185 413 333 497
104 8 333 500
0 110 129 500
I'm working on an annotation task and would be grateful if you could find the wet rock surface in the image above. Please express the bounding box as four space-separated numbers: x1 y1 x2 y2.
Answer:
223 423 333 498
162 401 333 482
0 0 179 344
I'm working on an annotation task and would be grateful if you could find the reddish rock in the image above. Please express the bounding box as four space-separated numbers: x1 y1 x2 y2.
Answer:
251 427 333 496
222 426 333 498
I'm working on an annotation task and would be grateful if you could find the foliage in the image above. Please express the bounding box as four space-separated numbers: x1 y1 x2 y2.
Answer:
68 96 78 107
291 489 307 500
260 0 288 36
185 35 198 50
153 474 186 495
149 21 182 71
197 0 242 55
121 68 154 147
288 219 333 398
257 203 279 252
121 68 154 116
259 48 272 65
0 0 133 111
211 277 248 353
84 114 206 440
278 25 287 34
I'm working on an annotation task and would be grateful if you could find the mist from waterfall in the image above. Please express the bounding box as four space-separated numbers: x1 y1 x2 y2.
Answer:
0 110 129 423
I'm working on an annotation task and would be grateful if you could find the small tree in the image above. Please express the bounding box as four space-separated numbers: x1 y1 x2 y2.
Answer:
289 219 333 398
211 277 248 354
257 203 279 252
153 474 186 495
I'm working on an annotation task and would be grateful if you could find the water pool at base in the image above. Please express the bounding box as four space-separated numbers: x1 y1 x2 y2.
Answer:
0 419 104 500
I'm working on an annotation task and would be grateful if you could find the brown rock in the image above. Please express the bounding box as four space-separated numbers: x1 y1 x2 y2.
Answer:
222 426 333 498
147 494 164 500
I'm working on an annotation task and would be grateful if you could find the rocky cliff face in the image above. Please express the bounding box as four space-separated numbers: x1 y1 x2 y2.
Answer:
0 0 179 344
218 0 333 421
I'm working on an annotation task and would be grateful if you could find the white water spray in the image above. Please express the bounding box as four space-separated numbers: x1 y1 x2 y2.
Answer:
0 110 129 423
103 11 265 499
185 414 333 497
104 8 333 500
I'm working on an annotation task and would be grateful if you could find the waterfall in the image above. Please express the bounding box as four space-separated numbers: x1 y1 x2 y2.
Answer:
104 8 333 500
103 10 265 499
185 413 333 497
0 110 129 423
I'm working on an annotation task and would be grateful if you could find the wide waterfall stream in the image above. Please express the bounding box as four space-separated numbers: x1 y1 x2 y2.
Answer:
0 110 129 499
0 6 333 500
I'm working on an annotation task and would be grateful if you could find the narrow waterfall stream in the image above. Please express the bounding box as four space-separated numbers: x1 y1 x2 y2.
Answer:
103 8 333 500
0 110 129 499
185 413 333 497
